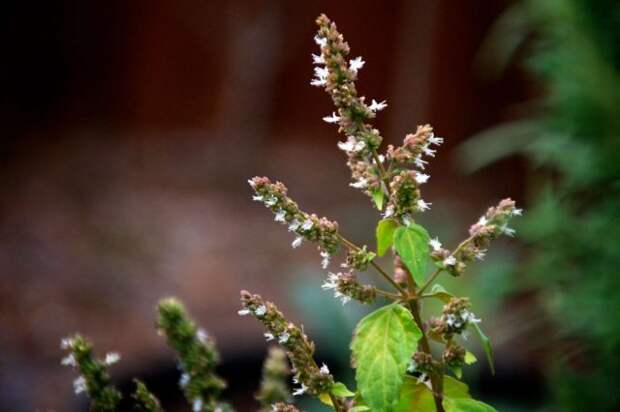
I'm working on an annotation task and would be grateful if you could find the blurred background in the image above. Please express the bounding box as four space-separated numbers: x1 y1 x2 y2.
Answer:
2 0 619 411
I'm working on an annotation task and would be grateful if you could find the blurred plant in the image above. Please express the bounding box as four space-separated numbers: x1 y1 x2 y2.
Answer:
61 14 521 412
464 0 620 410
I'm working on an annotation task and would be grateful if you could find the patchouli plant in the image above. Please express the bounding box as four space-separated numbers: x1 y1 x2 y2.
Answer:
60 14 520 412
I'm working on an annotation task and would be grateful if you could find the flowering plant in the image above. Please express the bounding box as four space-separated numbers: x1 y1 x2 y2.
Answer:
60 14 520 412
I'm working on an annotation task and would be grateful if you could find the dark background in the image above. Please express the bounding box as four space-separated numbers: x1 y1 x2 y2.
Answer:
1 1 543 410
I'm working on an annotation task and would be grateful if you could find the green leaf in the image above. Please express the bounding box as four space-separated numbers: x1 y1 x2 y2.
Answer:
331 382 355 398
443 376 470 398
465 351 477 365
443 398 498 412
349 407 371 412
396 376 470 412
472 323 495 375
427 284 454 303
376 219 398 256
396 377 435 412
372 188 385 210
451 366 463 379
394 224 430 285
351 304 422 412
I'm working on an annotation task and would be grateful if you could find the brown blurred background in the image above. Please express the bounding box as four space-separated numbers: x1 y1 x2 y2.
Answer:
1 1 533 410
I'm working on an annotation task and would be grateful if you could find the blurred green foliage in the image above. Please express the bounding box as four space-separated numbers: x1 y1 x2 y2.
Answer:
464 0 620 410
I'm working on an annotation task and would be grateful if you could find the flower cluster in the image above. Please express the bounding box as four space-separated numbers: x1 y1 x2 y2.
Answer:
407 351 440 383
239 291 335 397
343 245 376 271
60 335 122 412
430 298 480 341
313 14 387 198
387 124 443 170
433 198 522 276
270 403 301 412
442 343 466 371
249 176 340 268
256 347 292 411
133 379 164 412
157 298 229 412
321 272 377 305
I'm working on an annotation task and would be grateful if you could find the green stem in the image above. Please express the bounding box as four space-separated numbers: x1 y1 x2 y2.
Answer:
409 300 445 412
337 234 409 297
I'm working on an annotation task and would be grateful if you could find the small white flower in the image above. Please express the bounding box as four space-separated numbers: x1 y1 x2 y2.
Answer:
323 112 341 124
255 305 267 317
415 173 430 184
417 199 431 211
337 136 366 152
248 179 257 188
501 225 516 236
73 376 87 395
320 363 330 374
407 360 418 373
443 256 456 266
462 310 481 324
322 273 339 290
301 219 314 231
197 329 209 343
369 99 387 112
104 352 120 365
402 215 413 227
314 35 327 47
293 383 308 396
478 216 488 226
193 398 203 412
274 209 286 223
312 53 325 65
311 78 327 87
383 204 395 218
238 308 251 316
278 332 290 344
265 196 278 207
376 154 385 163
445 314 457 327
264 332 275 342
349 56 365 73
428 134 444 145
349 178 368 189
291 236 303 249
61 354 77 367
314 66 329 80
288 219 301 232
423 146 436 157
320 251 331 269
335 291 351 305
512 208 523 216
179 373 190 388
414 155 428 169
429 237 442 251
60 337 74 350
475 250 486 260
252 195 264 202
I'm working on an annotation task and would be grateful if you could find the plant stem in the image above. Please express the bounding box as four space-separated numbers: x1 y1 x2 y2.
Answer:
370 261 409 297
375 289 402 300
408 300 445 412
337 234 409 297
418 268 442 294
403 266 444 412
